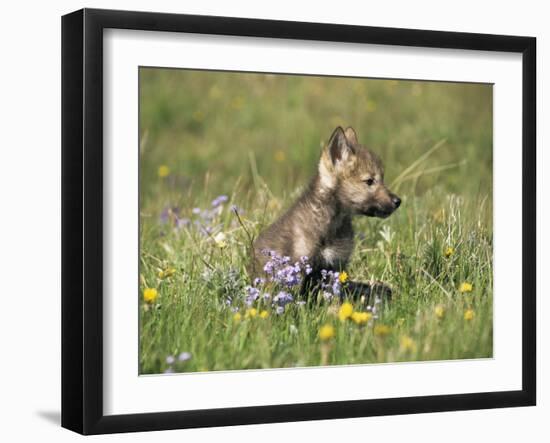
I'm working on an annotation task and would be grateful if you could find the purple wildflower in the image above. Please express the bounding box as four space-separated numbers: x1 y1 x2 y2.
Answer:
263 261 275 275
160 209 170 224
175 217 190 229
261 249 310 288
273 291 293 307
166 355 175 365
244 286 260 306
242 250 313 311
178 352 192 362
320 269 342 298
274 265 300 287
160 206 180 224
211 195 229 208
194 220 214 237
300 256 312 274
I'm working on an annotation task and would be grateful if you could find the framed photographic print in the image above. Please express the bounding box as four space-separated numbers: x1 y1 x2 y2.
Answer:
61 8 536 435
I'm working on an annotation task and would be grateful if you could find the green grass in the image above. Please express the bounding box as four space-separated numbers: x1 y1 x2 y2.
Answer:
139 68 493 374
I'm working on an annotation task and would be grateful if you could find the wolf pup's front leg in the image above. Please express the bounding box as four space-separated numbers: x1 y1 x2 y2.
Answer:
252 126 401 301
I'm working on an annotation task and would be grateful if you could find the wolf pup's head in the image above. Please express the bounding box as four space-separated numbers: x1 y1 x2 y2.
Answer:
318 126 401 218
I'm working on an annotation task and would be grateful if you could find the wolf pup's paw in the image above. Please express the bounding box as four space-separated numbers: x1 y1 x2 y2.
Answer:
344 280 393 303
367 280 393 300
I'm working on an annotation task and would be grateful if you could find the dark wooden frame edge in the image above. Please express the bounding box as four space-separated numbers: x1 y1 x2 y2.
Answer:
61 8 536 435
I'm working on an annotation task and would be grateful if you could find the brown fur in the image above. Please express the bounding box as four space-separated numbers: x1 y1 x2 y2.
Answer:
251 126 401 298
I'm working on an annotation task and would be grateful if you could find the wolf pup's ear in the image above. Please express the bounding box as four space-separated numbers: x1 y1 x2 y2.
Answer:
344 127 359 145
327 126 355 165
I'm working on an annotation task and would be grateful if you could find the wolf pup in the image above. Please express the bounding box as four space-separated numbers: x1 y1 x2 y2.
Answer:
251 126 401 300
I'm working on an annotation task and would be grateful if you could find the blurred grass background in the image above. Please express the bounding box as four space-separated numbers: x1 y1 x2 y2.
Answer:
140 68 492 208
138 68 493 373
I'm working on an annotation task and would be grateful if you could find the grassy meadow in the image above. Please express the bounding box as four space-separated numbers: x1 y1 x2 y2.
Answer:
139 68 493 374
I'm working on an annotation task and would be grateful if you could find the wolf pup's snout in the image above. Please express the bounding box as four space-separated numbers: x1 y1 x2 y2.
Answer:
391 194 401 209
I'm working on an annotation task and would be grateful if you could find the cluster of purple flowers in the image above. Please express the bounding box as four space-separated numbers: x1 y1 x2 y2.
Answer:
261 250 312 313
211 195 228 208
262 250 312 288
190 196 226 236
160 194 234 236
272 291 294 314
244 285 260 306
159 206 190 229
320 269 343 301
163 351 192 374
229 250 314 314
238 285 296 315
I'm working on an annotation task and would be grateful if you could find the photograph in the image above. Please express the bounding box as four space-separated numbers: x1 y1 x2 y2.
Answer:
138 67 493 374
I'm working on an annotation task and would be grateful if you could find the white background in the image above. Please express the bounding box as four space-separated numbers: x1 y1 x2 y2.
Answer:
0 0 546 442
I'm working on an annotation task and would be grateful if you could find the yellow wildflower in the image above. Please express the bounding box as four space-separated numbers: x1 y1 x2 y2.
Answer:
459 282 473 293
259 310 269 319
143 288 158 303
351 311 372 325
444 247 454 258
400 335 417 352
192 110 204 122
338 271 349 284
274 150 286 162
158 267 176 279
374 324 391 337
365 100 377 112
338 302 354 321
464 309 475 321
319 324 335 341
231 96 245 110
233 312 242 323
208 84 221 99
158 165 170 178
267 199 281 211
434 305 445 319
245 308 258 319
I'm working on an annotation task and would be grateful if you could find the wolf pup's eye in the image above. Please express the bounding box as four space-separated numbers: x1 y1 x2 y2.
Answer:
364 178 375 186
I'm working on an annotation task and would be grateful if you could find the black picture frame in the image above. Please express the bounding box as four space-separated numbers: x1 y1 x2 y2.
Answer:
61 8 536 435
